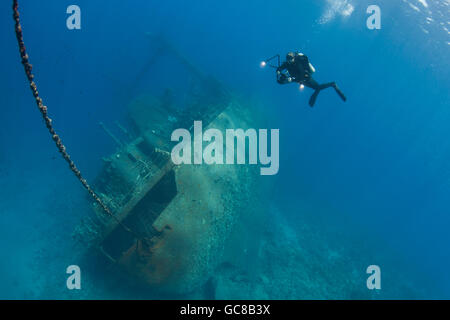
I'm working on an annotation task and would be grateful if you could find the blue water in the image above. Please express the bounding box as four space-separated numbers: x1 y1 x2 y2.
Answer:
0 0 449 299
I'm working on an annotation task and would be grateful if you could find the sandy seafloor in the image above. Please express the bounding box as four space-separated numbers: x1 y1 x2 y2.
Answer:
0 153 429 299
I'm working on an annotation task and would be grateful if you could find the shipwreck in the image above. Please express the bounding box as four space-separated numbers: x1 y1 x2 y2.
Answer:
73 35 262 294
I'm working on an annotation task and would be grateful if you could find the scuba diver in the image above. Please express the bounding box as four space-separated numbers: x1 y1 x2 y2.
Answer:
263 52 347 107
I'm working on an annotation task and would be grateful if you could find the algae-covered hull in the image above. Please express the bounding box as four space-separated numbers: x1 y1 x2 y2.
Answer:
73 38 261 293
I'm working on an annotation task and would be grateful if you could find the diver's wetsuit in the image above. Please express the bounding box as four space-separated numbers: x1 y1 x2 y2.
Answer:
277 53 346 107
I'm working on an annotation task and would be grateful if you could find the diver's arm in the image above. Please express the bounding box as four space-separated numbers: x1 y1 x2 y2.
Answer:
277 72 293 84
276 62 287 74
276 63 292 84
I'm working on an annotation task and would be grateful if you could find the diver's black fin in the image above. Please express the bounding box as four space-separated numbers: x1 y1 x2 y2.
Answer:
309 90 320 107
333 84 347 102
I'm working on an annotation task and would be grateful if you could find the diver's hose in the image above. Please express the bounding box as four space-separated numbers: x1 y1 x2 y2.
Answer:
12 0 138 238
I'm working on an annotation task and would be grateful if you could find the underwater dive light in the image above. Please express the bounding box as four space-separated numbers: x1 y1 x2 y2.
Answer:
299 84 305 91
262 54 280 69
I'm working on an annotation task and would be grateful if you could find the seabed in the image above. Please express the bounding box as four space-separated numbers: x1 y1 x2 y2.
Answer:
23 36 421 300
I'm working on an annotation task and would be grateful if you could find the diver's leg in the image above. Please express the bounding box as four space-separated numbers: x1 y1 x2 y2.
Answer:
303 78 320 108
318 82 335 90
309 90 320 107
307 80 347 106
332 83 347 102
304 78 320 90
305 78 321 107
320 82 347 102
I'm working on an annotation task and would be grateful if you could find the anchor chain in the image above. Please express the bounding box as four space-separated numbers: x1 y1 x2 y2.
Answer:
12 0 138 238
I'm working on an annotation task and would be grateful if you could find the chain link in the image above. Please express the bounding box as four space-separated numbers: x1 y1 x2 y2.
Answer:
12 0 138 238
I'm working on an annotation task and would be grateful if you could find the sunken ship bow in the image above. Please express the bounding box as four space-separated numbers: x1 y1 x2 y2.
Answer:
73 36 262 294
